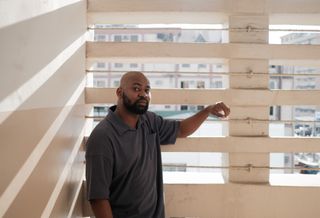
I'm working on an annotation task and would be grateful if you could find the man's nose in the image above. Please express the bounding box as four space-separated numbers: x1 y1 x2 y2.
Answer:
138 91 149 98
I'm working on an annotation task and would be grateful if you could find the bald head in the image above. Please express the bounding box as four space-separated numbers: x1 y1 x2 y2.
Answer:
119 71 149 89
116 71 151 115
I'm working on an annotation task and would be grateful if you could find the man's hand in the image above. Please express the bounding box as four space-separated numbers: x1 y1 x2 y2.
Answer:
207 102 230 118
178 102 231 138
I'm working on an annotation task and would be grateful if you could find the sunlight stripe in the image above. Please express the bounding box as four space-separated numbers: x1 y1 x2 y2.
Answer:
0 33 87 124
0 78 85 217
41 125 86 218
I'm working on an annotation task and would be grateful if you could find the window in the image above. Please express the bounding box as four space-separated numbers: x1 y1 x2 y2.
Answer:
131 35 138 42
114 35 122 42
197 105 205 110
113 80 120 87
95 34 106 41
211 81 222 88
114 63 123 68
130 63 138 68
97 62 106 68
270 106 274 116
94 106 108 117
269 81 276 89
197 81 205 89
180 105 188 111
96 80 105 88
198 64 207 69
155 80 163 86
180 81 189 88
157 33 173 42
181 64 190 68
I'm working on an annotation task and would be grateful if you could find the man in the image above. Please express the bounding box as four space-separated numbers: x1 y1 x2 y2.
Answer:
86 71 230 218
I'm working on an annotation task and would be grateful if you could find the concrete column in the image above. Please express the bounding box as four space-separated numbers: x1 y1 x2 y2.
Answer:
225 13 270 183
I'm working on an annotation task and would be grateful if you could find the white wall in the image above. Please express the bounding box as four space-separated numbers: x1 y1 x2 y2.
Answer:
0 1 87 217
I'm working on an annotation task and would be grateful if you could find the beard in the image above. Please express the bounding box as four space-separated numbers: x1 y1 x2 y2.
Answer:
122 93 149 114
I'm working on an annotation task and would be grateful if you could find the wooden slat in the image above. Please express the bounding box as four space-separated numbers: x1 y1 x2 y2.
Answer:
88 0 320 14
87 0 320 25
88 0 227 12
88 12 320 25
85 88 320 106
86 42 320 61
83 136 320 153
88 12 228 25
162 137 320 153
164 184 320 218
266 0 320 14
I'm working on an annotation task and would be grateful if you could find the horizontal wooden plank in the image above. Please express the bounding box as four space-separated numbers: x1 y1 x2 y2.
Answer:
83 136 320 153
88 0 320 14
86 42 320 61
88 12 320 25
83 179 320 217
88 0 320 25
164 183 320 218
85 88 320 106
162 137 320 153
88 12 228 25
88 0 228 12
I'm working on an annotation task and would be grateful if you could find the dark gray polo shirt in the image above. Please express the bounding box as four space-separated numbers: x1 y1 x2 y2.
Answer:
86 106 180 218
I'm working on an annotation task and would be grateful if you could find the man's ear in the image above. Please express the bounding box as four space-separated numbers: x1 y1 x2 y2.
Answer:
116 87 122 98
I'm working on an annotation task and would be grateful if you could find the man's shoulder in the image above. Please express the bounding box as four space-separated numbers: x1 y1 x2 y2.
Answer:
86 118 114 155
87 118 115 144
92 117 112 133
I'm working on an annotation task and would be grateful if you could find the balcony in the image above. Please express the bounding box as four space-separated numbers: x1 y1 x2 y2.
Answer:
1 0 320 217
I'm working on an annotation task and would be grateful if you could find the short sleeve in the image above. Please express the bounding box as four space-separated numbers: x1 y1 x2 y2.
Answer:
86 154 113 200
85 124 114 201
155 115 180 145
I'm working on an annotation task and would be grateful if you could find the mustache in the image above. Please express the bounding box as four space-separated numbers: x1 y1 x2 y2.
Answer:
136 96 148 102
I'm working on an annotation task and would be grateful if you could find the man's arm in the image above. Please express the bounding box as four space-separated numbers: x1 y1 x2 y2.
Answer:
90 199 113 218
178 102 230 138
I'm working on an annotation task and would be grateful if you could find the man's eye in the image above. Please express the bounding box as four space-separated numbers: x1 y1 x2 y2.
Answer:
145 89 150 94
134 87 140 91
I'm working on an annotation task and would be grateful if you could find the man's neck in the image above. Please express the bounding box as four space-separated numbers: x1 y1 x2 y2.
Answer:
115 105 139 129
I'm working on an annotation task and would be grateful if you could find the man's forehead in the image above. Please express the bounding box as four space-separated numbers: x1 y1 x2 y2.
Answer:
121 72 150 87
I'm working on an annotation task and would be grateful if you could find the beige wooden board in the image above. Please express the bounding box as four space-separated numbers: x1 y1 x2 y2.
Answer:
229 122 269 136
87 42 320 60
85 88 320 106
229 15 269 44
228 152 269 183
164 184 320 218
88 0 320 14
161 137 320 153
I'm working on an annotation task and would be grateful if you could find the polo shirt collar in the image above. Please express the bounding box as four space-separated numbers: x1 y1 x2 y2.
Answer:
106 105 145 135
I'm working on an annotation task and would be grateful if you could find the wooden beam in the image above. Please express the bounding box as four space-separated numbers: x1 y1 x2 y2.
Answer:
162 137 320 153
83 136 320 153
85 88 320 106
164 184 320 218
86 42 320 61
88 0 320 14
88 0 320 25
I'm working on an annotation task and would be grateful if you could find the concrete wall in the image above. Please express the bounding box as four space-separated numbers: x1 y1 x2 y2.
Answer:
0 1 87 217
165 183 320 218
